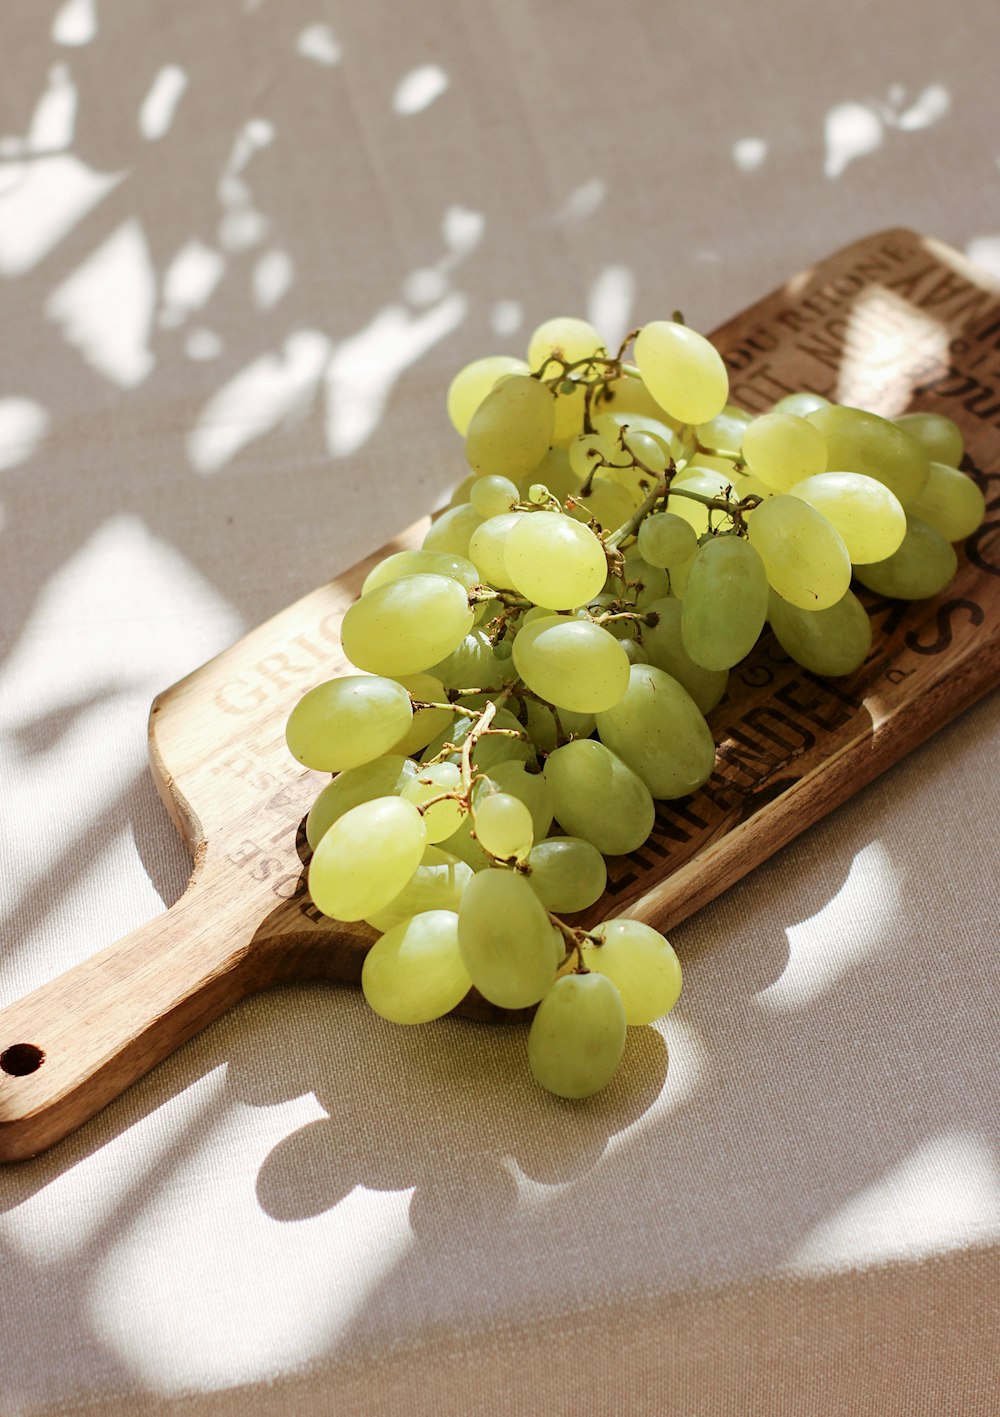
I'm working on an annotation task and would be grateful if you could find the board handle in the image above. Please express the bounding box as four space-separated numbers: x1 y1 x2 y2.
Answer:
0 868 257 1163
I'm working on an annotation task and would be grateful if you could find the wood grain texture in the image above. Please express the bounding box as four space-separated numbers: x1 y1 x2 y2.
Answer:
2 228 998 1162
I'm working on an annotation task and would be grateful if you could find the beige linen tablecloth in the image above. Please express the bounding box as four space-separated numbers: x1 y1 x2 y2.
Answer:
1 2 998 1413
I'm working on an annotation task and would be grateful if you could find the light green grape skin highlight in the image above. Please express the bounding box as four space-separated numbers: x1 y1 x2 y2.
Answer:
447 355 530 436
543 739 655 856
740 412 827 492
480 759 555 841
365 846 473 932
286 676 413 773
595 664 717 801
746 494 852 610
362 911 472 1025
527 315 605 373
362 548 481 598
788 471 906 565
401 762 468 843
582 920 682 1026
468 512 525 587
341 573 475 676
504 513 608 610
634 321 729 425
457 868 559 1009
806 403 929 506
853 516 959 600
767 589 872 678
473 792 534 860
512 616 630 714
527 972 627 1099
308 796 427 922
421 503 484 559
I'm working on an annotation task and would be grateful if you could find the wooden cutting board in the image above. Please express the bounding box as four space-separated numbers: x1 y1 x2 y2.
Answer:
1 228 998 1163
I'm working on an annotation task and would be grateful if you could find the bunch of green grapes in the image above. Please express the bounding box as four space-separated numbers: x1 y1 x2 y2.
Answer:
286 314 985 1099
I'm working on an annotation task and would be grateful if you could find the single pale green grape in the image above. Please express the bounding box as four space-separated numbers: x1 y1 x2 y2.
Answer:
907 461 986 541
568 476 638 534
582 920 681 1026
470 474 520 519
286 676 413 773
389 673 453 755
681 536 769 670
468 511 525 587
637 512 699 569
568 432 614 482
306 754 417 851
854 515 958 599
429 627 506 691
543 739 655 855
474 792 534 860
551 379 587 446
634 321 729 425
341 573 475 676
465 374 555 479
362 911 472 1024
512 615 630 713
525 837 607 913
771 390 829 417
601 373 688 427
640 598 729 714
422 503 483 558
458 868 559 1008
527 972 627 1099
807 403 929 505
365 846 473 931
595 663 716 800
479 759 554 841
768 588 872 677
362 548 480 598
894 411 964 468
741 412 827 492
401 762 467 843
505 512 608 609
447 355 530 435
788 470 906 564
527 315 605 373
308 796 426 921
620 637 648 665
668 549 697 597
695 404 752 457
746 494 852 610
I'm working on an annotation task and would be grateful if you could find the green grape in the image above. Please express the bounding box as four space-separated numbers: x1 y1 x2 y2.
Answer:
422 503 483 558
449 473 479 507
470 474 520 519
517 446 583 503
666 548 696 597
666 466 738 537
308 796 427 921
365 846 473 931
401 762 468 843
341 573 475 675
474 792 534 860
741 412 828 492
437 817 493 872
390 673 453 755
543 738 655 855
465 374 555 479
746 494 852 610
551 379 587 446
806 403 929 505
527 315 605 373
854 515 959 599
637 512 699 569
620 548 672 607
581 919 681 1025
568 432 614 482
306 754 417 851
601 373 688 426
591 410 687 467
568 475 638 533
894 411 964 468
362 548 480 598
695 404 752 457
681 535 769 670
595 663 716 800
520 698 596 753
479 758 554 840
634 320 729 425
907 461 986 541
620 637 648 665
527 972 627 1099
286 675 413 772
525 836 607 913
458 868 559 1008
788 470 906 564
447 355 530 435
512 615 630 713
468 511 525 587
768 588 872 677
770 390 829 417
505 512 608 609
640 597 729 714
362 910 472 1024
429 627 506 691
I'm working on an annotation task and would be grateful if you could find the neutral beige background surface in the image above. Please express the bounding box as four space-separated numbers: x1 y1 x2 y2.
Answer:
1 2 999 1413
